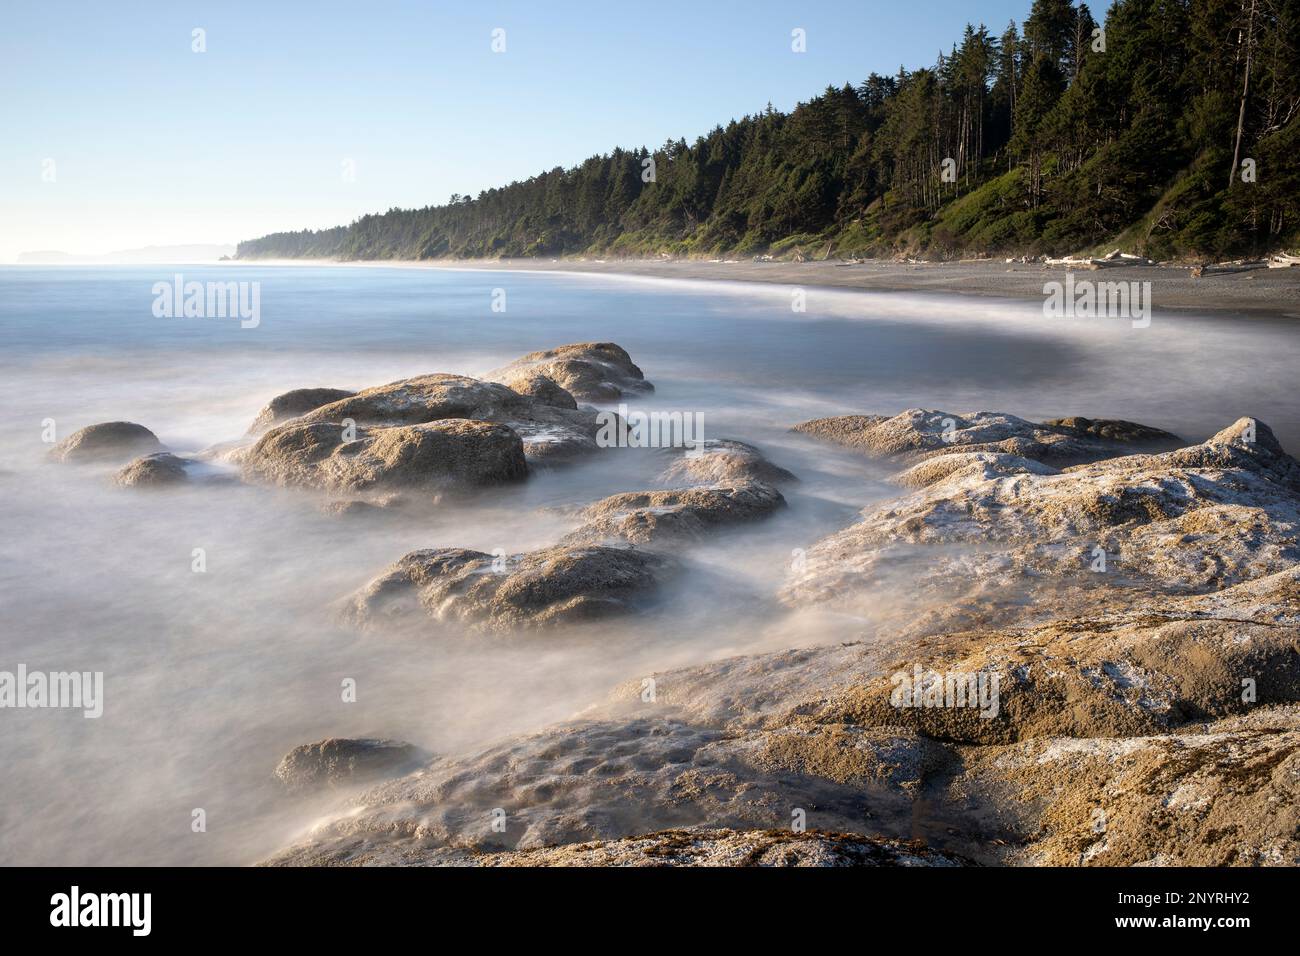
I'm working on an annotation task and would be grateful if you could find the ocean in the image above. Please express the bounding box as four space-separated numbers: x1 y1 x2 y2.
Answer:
1 264 1297 864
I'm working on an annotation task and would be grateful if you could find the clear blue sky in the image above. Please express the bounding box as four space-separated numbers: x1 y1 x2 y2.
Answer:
0 0 1032 261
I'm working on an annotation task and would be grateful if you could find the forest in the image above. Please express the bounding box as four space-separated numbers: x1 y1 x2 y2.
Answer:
236 0 1300 263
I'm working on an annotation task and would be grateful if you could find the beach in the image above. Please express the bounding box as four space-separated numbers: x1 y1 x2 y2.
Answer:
237 256 1300 319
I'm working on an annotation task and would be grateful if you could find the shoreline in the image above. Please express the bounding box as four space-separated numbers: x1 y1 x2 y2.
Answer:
231 256 1300 320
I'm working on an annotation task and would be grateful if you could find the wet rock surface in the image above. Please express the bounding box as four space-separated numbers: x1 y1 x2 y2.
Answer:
247 387 357 435
781 417 1300 636
283 827 970 867
344 544 677 632
562 482 786 546
274 738 425 793
489 370 578 410
241 418 528 497
488 342 653 402
792 409 1181 468
287 373 604 466
51 422 162 464
657 439 798 487
114 452 192 487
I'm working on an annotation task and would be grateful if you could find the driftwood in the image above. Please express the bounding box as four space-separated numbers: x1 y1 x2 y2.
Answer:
1192 259 1270 277
1044 249 1154 269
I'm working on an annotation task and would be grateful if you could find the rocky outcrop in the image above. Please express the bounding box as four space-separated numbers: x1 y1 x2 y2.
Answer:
658 439 798 487
1043 416 1182 446
267 555 1300 867
247 387 357 435
261 413 1300 868
807 568 1300 746
489 371 578 410
318 495 408 518
792 409 1181 468
894 452 1058 489
389 828 969 867
274 738 425 794
344 544 677 633
780 417 1300 637
51 422 162 464
245 395 1300 868
114 452 191 487
956 706 1300 866
286 373 604 465
562 482 786 546
488 342 653 402
241 419 527 497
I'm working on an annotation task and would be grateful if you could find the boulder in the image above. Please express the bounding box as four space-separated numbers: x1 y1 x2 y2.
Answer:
241 419 527 497
274 738 425 794
288 373 603 465
489 371 578 410
791 409 1181 468
894 452 1058 489
247 387 357 435
562 482 786 546
344 544 677 632
488 342 653 402
114 452 191 488
51 422 162 464
658 439 798 486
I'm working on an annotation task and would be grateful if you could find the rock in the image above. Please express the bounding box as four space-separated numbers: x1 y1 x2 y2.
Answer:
257 411 1300 868
261 561 1300 866
1072 416 1300 494
562 482 786 546
274 738 425 794
260 715 946 864
439 828 970 867
791 409 1181 468
894 452 1058 489
807 566 1300 745
288 373 604 465
489 371 578 410
957 706 1300 866
51 422 162 464
658 439 798 486
114 452 191 488
318 495 409 518
344 544 677 632
241 419 527 497
247 387 356 435
1043 416 1181 446
488 342 653 402
781 417 1300 636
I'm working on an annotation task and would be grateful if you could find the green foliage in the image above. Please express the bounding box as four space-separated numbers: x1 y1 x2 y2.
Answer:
238 0 1300 263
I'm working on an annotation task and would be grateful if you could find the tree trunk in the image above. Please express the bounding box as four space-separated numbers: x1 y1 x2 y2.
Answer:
1229 0 1258 189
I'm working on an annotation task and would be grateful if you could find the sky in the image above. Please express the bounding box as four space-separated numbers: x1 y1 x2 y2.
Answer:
0 0 1032 262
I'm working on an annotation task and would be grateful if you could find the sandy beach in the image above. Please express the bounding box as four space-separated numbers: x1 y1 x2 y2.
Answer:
240 256 1300 319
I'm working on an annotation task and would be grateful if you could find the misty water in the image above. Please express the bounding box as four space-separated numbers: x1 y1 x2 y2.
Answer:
1 264 1298 865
